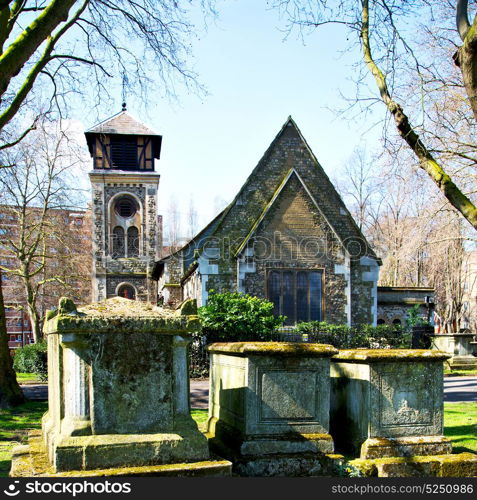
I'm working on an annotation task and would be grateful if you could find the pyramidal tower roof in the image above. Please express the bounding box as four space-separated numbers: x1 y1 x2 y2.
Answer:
86 109 159 136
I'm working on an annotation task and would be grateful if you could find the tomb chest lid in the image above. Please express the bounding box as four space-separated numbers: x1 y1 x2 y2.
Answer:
208 341 338 357
44 297 200 335
332 348 451 363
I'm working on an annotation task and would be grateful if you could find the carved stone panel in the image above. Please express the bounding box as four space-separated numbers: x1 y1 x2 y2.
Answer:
247 356 331 436
259 370 317 422
370 362 443 438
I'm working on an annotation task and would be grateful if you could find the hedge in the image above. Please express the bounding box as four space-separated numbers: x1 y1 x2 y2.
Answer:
293 321 412 349
13 341 48 381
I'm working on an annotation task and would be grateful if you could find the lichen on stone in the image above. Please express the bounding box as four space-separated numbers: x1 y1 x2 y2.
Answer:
208 341 338 357
44 296 201 335
333 349 451 362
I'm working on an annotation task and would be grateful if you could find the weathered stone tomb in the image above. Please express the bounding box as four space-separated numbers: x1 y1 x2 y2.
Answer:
430 333 477 370
206 341 342 476
330 349 453 459
11 297 231 477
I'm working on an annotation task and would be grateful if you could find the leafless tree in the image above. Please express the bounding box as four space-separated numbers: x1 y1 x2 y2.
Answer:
427 213 467 332
272 0 477 230
187 195 199 241
164 195 183 252
334 146 379 232
0 0 214 408
0 122 90 342
0 1 214 149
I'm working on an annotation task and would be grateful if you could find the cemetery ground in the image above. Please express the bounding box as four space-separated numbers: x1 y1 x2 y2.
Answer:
0 375 475 478
444 368 477 376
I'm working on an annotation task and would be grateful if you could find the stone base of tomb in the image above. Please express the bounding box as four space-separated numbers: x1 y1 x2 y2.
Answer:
360 436 453 459
42 412 212 472
349 453 477 477
207 417 341 476
229 452 345 477
10 431 232 477
447 356 477 370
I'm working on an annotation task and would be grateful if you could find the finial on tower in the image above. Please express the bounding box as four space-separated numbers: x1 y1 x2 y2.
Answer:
122 102 127 112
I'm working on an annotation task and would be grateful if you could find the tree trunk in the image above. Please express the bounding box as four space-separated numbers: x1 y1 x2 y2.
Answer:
27 301 42 343
455 2 477 123
360 0 477 231
0 273 24 409
23 274 42 342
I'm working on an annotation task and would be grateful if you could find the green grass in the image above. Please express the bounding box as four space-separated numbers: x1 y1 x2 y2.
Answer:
191 409 208 432
0 401 47 477
0 403 474 477
443 402 477 453
15 372 40 384
444 369 477 377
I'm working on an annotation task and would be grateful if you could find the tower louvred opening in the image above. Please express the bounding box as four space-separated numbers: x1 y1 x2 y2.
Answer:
115 197 137 218
110 136 137 169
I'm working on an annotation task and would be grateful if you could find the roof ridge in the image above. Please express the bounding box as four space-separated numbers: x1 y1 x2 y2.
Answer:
85 110 159 136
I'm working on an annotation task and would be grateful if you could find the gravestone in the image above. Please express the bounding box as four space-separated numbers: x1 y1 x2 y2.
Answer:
206 342 342 476
430 333 477 370
10 297 231 477
330 349 453 459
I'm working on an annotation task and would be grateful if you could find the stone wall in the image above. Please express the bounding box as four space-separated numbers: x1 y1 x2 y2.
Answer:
90 171 160 303
240 174 348 324
377 287 434 326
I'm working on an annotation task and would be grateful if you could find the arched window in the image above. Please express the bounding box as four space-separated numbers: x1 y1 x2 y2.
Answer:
112 226 125 258
117 284 136 300
127 226 139 257
392 318 402 326
377 319 386 325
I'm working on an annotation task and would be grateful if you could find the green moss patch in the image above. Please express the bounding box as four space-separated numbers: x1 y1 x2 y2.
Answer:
208 341 338 357
333 349 450 362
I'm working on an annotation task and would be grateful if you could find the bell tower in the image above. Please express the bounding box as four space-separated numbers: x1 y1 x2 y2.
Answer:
85 106 162 302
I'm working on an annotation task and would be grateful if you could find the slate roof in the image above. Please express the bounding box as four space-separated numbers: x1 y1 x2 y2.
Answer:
205 116 379 261
86 110 159 136
154 116 379 279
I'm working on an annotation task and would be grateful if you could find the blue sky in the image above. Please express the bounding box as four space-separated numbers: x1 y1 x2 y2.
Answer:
79 0 381 231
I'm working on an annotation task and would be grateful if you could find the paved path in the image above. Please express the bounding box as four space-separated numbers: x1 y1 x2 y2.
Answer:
21 380 211 409
443 376 477 403
22 376 477 407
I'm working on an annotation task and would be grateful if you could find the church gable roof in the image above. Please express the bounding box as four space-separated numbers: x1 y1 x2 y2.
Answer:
208 116 378 261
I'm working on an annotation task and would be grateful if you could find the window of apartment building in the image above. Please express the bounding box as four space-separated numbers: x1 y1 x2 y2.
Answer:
267 269 323 325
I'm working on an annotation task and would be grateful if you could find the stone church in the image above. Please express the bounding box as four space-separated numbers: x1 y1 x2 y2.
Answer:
85 109 382 326
152 117 381 326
